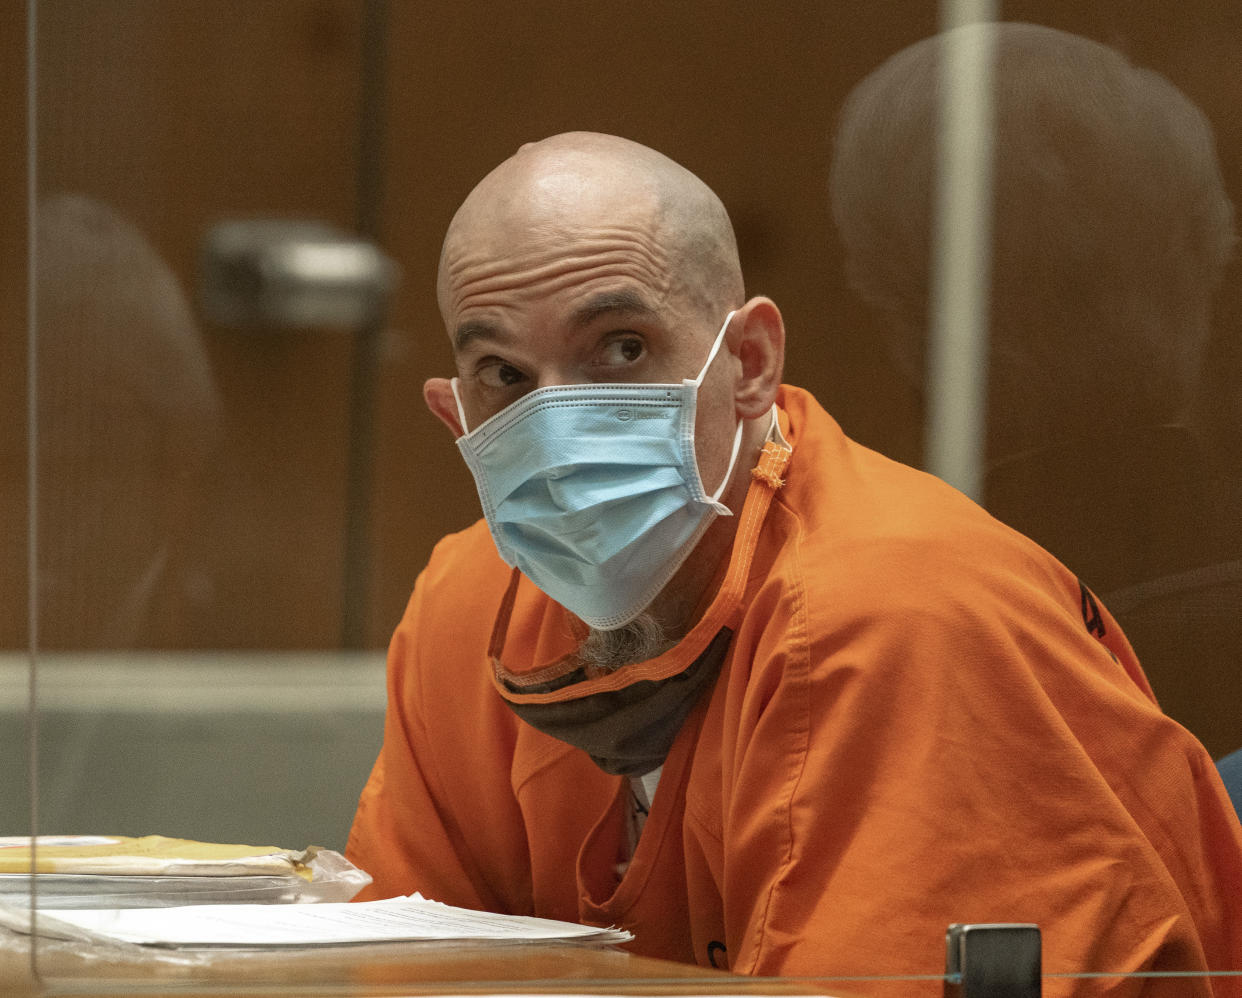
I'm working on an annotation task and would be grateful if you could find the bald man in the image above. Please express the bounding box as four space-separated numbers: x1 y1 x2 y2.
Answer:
347 133 1242 992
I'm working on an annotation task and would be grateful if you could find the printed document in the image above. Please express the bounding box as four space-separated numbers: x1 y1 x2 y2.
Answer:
0 894 632 949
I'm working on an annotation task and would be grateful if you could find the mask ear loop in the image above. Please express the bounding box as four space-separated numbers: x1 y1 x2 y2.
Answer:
696 309 744 508
708 421 745 505
692 310 738 386
449 377 472 435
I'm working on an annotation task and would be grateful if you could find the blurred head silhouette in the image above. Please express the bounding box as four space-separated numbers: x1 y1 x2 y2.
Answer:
16 194 222 648
829 23 1242 756
830 21 1235 460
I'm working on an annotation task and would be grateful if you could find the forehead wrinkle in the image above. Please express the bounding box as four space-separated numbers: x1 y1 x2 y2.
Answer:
445 232 672 319
447 223 670 282
452 259 671 320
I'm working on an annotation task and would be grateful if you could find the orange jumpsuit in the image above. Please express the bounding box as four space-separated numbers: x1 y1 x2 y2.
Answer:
348 385 1242 995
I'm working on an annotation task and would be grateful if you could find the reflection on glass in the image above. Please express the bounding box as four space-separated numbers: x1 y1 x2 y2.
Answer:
830 21 1242 758
27 194 222 650
8 3 1242 995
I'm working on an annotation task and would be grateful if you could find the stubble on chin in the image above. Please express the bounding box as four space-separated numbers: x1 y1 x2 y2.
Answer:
577 612 675 672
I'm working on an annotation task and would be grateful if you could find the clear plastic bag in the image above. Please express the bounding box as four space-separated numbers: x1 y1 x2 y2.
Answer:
0 848 371 909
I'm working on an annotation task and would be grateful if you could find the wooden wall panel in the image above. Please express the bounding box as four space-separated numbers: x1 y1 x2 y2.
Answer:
0 3 28 650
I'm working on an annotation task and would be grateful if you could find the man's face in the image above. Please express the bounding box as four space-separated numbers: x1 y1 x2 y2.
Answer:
434 183 742 497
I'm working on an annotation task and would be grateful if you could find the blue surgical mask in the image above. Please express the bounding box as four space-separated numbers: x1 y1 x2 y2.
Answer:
452 311 744 631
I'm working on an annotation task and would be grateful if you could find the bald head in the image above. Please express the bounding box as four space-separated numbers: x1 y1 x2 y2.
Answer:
438 132 743 326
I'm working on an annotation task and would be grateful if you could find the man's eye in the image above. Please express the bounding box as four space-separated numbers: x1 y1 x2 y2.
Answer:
601 336 644 366
476 362 526 389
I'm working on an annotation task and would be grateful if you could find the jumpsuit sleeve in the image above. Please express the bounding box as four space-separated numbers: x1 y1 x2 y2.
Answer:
345 536 532 912
345 577 493 906
720 535 1242 995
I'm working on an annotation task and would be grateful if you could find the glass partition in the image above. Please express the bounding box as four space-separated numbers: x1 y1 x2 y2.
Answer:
8 0 1240 993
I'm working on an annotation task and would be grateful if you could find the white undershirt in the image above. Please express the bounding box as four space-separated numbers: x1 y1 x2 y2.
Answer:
620 766 663 874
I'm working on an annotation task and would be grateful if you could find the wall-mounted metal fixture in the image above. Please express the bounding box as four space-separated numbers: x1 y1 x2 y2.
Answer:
198 219 398 329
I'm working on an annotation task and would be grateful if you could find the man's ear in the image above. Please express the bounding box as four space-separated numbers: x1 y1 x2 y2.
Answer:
424 377 465 437
730 297 786 419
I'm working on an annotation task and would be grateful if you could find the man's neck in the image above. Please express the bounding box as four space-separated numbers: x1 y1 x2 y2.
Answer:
649 418 770 638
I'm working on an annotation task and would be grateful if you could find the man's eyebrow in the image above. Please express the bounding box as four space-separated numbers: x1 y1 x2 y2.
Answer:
570 290 660 329
452 319 508 353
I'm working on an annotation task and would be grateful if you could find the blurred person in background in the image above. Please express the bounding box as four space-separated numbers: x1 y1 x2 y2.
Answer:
2 194 222 649
829 21 1241 759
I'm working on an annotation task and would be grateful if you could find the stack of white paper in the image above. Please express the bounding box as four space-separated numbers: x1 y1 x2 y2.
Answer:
0 894 633 949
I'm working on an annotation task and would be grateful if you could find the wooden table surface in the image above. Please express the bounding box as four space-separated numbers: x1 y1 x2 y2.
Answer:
1 934 871 998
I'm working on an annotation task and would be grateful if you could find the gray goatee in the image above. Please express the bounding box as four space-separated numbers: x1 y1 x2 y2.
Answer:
577 611 675 672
